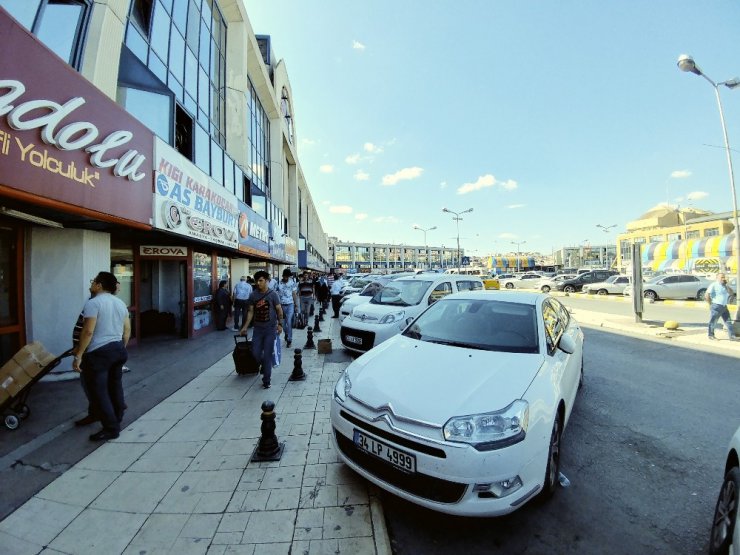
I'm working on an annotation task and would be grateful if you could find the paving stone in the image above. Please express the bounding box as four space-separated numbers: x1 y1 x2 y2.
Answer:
266 488 301 510
242 510 295 543
236 489 270 512
138 401 198 420
117 418 178 443
36 468 121 507
293 508 324 541
74 441 151 471
126 513 189 551
160 416 224 442
218 512 250 533
49 508 148 554
155 469 242 513
92 471 180 513
188 400 238 419
169 536 212 554
322 506 372 539
0 497 83 545
0 531 43 555
251 542 291 555
260 466 303 489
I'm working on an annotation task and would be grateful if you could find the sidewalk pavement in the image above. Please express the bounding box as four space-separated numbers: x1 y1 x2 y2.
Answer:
567 305 740 357
0 316 392 555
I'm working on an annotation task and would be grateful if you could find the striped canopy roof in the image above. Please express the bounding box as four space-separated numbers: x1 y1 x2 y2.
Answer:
641 235 736 262
487 256 537 269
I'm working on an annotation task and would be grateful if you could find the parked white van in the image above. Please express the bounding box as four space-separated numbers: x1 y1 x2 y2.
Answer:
340 274 484 353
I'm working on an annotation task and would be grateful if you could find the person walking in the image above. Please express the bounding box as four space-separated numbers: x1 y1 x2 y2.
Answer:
330 273 347 318
72 272 131 441
706 272 736 341
232 275 252 331
239 271 285 389
276 269 298 348
298 272 315 321
214 280 231 330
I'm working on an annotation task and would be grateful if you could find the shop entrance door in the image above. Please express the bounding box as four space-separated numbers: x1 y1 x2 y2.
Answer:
0 221 23 365
139 259 188 339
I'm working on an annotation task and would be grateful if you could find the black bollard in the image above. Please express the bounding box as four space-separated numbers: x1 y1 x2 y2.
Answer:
318 306 325 322
250 400 284 462
313 314 322 333
304 326 316 349
289 348 307 381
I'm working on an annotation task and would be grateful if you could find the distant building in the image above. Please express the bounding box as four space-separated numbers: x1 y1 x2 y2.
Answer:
328 239 460 272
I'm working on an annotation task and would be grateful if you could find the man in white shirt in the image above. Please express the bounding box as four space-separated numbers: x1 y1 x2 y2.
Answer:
276 269 298 347
330 273 347 318
232 276 252 331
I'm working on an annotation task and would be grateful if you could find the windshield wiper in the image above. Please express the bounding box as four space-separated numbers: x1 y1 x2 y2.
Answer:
381 300 410 306
425 339 487 350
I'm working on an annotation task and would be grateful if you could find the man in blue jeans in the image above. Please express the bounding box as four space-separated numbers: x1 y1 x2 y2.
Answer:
276 269 298 348
705 272 736 341
239 271 285 388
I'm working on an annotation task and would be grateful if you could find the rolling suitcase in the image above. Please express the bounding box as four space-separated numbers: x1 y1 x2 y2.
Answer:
233 335 259 375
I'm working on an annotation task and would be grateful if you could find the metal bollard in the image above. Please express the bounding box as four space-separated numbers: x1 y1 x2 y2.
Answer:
250 400 284 462
289 348 307 381
304 326 316 349
313 314 322 333
318 305 325 322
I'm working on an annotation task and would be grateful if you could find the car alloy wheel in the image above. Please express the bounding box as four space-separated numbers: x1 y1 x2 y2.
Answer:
710 467 740 555
541 285 551 293
505 282 515 289
697 288 708 301
597 289 608 295
540 414 562 499
644 290 657 301
563 285 575 293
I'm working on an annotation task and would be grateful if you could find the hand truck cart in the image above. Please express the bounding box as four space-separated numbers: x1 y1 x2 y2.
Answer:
1 348 75 430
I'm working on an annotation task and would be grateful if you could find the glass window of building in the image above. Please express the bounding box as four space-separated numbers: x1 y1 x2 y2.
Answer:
117 86 172 141
356 247 369 262
335 246 351 262
704 227 720 237
666 232 681 241
685 229 700 239
648 235 664 243
2 0 91 68
246 78 270 195
193 251 212 302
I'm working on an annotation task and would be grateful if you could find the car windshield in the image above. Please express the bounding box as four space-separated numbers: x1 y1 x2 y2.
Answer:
359 281 385 296
402 298 540 354
604 276 618 284
371 280 432 306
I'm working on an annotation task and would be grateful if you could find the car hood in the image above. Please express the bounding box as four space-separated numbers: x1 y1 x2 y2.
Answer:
352 300 420 320
347 335 544 424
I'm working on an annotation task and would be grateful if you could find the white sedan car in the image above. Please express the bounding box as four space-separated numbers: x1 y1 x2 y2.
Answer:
331 290 584 516
623 273 712 301
710 425 740 555
500 272 545 290
582 275 631 295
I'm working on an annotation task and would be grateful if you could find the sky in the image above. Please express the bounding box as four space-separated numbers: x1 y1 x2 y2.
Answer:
243 1 740 258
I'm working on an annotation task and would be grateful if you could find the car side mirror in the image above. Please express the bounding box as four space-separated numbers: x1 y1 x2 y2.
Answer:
559 334 577 354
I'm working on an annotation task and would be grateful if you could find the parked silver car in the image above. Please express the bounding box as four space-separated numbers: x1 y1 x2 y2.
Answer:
623 273 712 301
583 275 631 295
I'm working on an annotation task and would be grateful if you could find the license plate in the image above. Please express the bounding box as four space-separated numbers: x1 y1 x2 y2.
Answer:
345 335 363 345
353 429 416 473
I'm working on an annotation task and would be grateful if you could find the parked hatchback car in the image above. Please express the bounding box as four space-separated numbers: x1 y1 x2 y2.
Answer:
582 275 631 295
500 272 545 290
339 273 416 323
555 270 619 293
539 274 577 293
332 290 584 516
340 274 483 353
709 424 740 555
623 273 712 301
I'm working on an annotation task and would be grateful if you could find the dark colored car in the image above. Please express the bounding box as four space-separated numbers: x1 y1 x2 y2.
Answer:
555 270 619 293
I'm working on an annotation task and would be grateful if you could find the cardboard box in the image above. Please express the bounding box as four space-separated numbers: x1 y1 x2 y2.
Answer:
0 365 31 397
10 342 56 378
0 385 10 406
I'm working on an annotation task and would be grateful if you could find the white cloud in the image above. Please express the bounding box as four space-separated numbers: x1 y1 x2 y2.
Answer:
382 166 424 186
498 232 517 239
457 174 518 195
322 200 331 206
345 153 361 164
329 205 353 214
507 204 526 209
319 164 334 174
671 170 692 179
354 170 370 181
440 181 448 189
373 216 401 224
687 191 709 201
364 142 383 154
352 40 366 51
355 213 368 221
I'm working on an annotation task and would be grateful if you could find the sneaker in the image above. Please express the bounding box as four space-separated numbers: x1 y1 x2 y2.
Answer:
262 382 271 389
89 429 119 441
708 335 717 340
286 340 291 348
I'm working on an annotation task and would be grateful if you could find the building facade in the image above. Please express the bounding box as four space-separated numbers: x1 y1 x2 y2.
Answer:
328 239 460 273
0 1 328 366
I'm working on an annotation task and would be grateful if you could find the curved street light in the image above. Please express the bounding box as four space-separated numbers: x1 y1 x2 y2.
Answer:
442 207 473 272
413 224 437 269
511 240 527 272
678 54 740 319
596 224 617 269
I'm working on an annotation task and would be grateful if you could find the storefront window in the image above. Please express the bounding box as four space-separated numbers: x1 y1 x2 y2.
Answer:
193 251 212 302
216 255 230 283
112 262 134 308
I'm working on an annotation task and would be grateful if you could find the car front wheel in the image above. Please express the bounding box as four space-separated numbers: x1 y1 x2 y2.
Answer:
563 285 575 294
644 290 658 301
597 289 608 295
540 413 562 499
710 466 740 555
541 285 551 293
697 288 707 301
505 282 514 289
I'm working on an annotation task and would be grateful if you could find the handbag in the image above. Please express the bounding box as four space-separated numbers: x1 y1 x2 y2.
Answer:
272 335 282 366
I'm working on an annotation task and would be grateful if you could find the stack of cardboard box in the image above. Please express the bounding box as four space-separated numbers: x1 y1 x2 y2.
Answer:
0 342 57 406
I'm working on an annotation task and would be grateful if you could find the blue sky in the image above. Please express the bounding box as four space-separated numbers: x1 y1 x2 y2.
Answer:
244 1 740 257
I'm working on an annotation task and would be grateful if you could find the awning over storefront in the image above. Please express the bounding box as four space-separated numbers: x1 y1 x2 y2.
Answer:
641 234 737 273
487 256 536 269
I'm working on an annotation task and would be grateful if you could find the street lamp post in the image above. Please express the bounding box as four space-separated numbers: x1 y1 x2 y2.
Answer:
442 207 473 273
678 54 740 319
596 224 617 269
511 240 526 272
412 225 437 269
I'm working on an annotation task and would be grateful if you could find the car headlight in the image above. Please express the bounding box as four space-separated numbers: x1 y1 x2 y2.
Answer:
334 369 352 401
443 400 529 451
379 310 405 324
